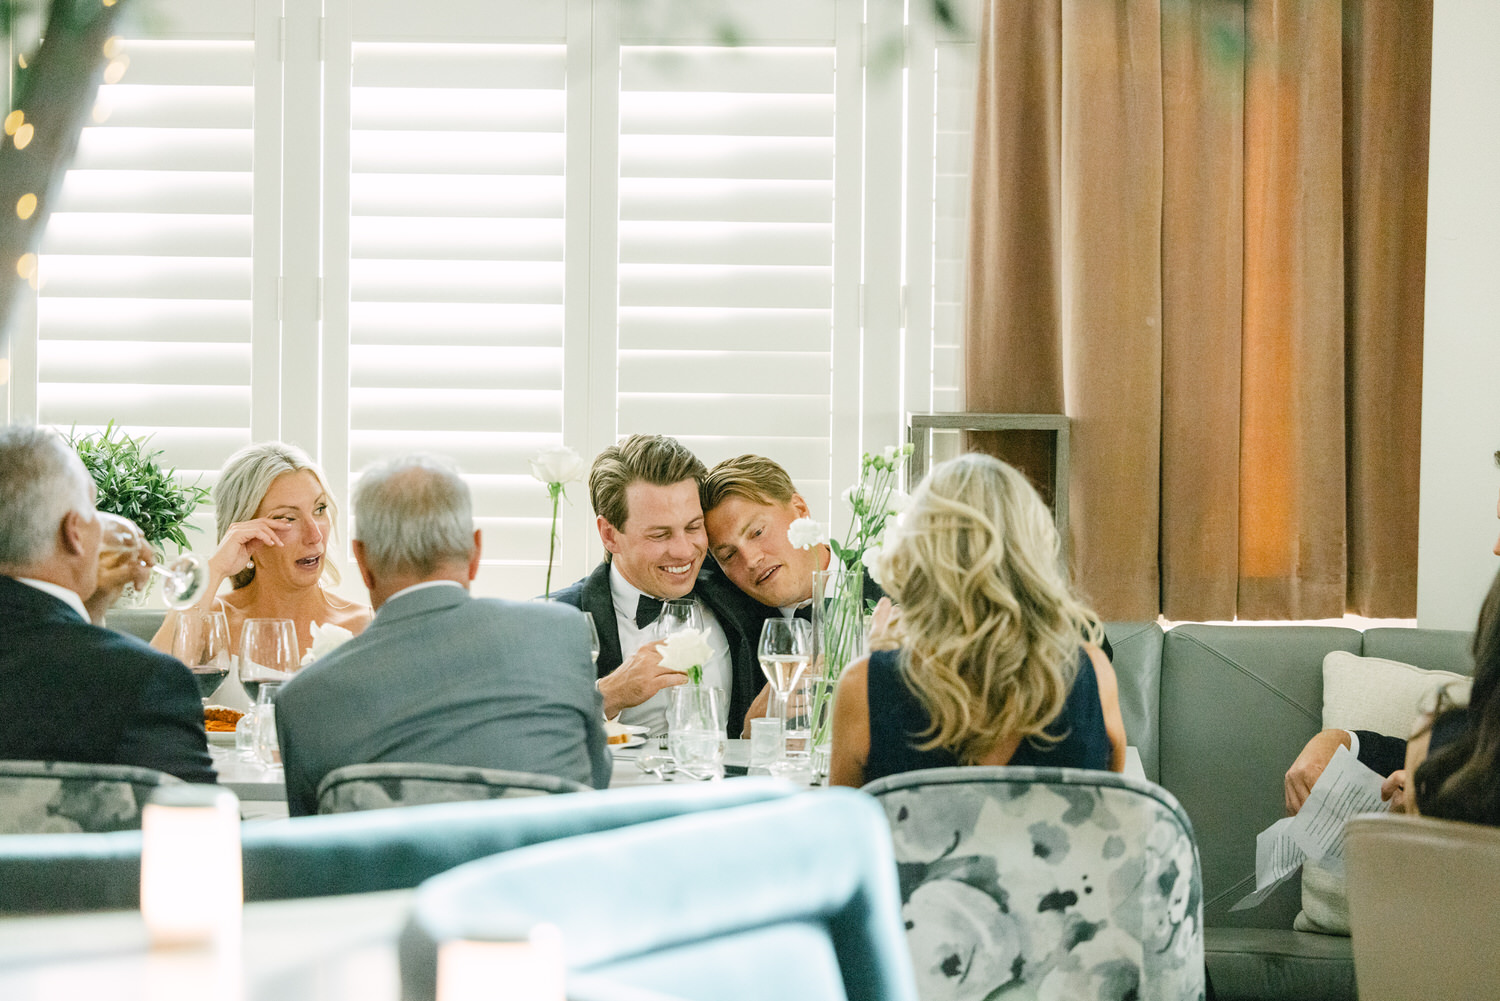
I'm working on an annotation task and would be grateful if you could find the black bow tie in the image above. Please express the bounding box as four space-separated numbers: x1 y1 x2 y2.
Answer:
635 595 664 630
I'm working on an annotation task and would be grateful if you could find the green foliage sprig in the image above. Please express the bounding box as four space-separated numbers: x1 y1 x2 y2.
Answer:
68 421 209 554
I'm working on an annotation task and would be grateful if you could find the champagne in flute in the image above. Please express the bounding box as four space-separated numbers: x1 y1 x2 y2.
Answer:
97 516 209 610
757 617 812 718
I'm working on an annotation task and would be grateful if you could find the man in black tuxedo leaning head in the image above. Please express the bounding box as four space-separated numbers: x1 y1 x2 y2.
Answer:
0 424 214 782
550 434 759 737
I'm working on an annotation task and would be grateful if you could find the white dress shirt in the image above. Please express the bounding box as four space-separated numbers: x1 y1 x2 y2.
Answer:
608 562 732 735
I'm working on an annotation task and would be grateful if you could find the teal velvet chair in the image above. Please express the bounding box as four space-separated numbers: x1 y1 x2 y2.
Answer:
0 779 795 914
401 789 918 1001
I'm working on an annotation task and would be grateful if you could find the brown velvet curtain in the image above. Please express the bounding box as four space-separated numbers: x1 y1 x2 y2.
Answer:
965 0 1431 621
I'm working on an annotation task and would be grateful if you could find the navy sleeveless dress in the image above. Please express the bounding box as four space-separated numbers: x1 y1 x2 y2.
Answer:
862 646 1110 783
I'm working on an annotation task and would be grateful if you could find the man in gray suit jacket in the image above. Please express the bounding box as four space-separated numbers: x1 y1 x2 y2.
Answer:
276 454 609 816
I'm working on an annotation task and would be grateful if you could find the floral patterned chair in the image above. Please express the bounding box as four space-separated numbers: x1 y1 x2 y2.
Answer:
0 760 182 834
862 766 1205 1001
315 762 590 814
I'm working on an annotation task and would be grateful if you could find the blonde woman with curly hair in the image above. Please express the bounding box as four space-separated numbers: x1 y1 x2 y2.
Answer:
830 453 1126 787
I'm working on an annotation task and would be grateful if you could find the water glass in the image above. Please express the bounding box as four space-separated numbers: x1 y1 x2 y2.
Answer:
253 683 282 768
654 599 702 639
749 716 784 768
666 685 725 779
782 675 815 763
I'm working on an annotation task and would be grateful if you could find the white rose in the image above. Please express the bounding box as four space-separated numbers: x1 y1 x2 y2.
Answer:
300 622 354 666
657 629 712 674
529 445 586 485
787 517 828 550
883 444 898 461
841 485 859 509
885 490 910 515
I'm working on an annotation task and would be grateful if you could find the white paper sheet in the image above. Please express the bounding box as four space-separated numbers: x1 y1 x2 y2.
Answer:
1229 745 1391 911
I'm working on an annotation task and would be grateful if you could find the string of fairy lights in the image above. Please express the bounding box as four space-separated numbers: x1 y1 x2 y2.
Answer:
4 0 129 311
2 0 128 386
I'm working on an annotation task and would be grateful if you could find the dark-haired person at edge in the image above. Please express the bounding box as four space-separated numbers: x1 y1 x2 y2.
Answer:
1285 449 1500 814
1406 568 1500 825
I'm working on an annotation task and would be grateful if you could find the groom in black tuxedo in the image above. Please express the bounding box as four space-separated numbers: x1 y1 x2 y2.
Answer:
0 425 214 782
551 434 761 736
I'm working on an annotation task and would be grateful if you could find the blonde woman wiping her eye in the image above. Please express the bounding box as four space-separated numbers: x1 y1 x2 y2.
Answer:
150 442 371 659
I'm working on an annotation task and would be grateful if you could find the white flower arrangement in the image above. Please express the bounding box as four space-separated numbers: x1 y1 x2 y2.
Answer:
657 628 712 686
300 622 354 666
530 445 585 597
787 517 829 550
529 446 586 485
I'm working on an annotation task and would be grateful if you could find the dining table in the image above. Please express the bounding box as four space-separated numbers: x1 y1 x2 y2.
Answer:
210 737 1145 821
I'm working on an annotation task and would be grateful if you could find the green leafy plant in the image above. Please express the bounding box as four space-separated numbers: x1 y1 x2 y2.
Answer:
68 421 209 554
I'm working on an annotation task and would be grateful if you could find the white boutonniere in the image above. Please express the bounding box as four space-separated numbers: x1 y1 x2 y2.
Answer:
657 628 712 686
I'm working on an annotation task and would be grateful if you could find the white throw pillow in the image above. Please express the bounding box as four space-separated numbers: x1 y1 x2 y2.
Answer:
1297 652 1472 935
1321 651 1470 736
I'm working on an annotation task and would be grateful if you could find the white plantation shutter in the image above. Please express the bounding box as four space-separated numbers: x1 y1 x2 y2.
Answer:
327 3 572 597
33 2 262 498
615 2 850 521
931 5 981 416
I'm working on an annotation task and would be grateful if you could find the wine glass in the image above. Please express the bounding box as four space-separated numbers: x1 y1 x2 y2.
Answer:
238 617 298 703
583 611 601 665
98 518 209 610
758 617 812 719
654 598 702 639
170 608 231 704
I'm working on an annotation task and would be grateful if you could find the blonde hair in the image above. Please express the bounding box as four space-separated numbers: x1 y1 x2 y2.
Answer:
883 453 1100 762
700 454 797 513
215 441 341 589
588 434 706 531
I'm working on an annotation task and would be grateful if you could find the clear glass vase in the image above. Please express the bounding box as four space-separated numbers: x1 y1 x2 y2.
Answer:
809 567 867 772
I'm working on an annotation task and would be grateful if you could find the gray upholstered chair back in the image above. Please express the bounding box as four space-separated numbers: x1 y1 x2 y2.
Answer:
0 760 182 834
863 766 1205 1001
316 761 590 814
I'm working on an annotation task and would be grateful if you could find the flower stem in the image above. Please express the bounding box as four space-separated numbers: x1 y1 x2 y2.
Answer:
544 484 561 597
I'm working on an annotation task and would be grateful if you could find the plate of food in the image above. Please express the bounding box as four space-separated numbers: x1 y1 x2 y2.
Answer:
605 720 649 750
204 705 244 744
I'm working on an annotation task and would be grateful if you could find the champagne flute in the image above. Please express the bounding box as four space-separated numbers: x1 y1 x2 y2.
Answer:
654 598 702 639
170 608 231 703
98 518 209 610
758 616 812 720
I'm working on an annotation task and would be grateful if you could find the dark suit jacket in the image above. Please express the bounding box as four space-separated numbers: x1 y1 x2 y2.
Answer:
551 560 762 736
1354 730 1409 776
275 585 609 816
0 574 215 782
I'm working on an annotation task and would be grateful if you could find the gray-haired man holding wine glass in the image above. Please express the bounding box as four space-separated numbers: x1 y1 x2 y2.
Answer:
0 424 216 783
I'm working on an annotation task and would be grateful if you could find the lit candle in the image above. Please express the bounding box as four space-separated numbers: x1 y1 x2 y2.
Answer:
140 785 242 949
436 924 565 1001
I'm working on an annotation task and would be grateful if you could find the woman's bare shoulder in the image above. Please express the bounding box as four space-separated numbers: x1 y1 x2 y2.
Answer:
321 591 373 633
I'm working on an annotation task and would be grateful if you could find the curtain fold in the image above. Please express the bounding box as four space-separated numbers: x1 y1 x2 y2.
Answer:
964 0 1432 621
